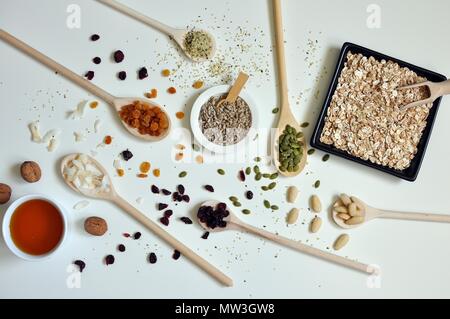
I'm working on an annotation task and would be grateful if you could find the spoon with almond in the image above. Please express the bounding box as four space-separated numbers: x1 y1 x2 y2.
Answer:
0 29 171 141
197 200 376 274
332 194 450 229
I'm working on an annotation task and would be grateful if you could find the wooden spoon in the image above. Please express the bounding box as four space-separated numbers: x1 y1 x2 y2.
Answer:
0 29 171 142
398 79 450 111
98 0 216 62
216 72 249 108
60 154 233 287
271 0 307 177
332 196 450 229
197 201 376 274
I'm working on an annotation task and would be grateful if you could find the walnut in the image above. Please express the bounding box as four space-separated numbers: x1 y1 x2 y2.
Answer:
20 161 41 183
84 217 108 236
0 183 12 204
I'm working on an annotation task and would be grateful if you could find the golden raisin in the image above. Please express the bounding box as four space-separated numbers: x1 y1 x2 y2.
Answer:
167 87 177 94
175 112 185 120
150 89 158 98
104 135 112 145
137 173 148 178
153 169 160 177
195 155 204 164
117 169 125 177
175 153 183 161
192 81 204 89
140 162 151 173
161 69 171 77
90 101 99 109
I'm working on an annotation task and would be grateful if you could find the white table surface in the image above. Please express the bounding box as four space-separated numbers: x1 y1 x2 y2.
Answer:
1 0 450 299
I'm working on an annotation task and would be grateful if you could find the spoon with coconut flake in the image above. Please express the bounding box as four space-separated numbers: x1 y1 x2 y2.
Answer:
271 0 307 177
332 194 450 229
61 154 233 287
0 29 171 142
98 0 216 62
197 200 376 274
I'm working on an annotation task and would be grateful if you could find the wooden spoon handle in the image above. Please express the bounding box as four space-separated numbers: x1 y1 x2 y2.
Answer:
225 72 249 103
0 29 115 104
379 210 450 223
98 0 175 36
436 79 450 96
273 0 289 103
112 195 233 287
237 222 374 274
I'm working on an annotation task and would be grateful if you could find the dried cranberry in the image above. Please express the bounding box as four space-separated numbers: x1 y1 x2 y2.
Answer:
158 203 168 210
164 210 173 218
161 189 171 195
113 50 124 63
151 185 160 194
120 149 133 161
246 191 253 200
105 255 115 265
201 231 210 239
90 34 100 41
197 204 229 229
204 185 214 192
123 232 131 238
118 71 127 80
172 250 181 260
239 170 245 182
148 252 157 264
118 244 126 252
85 71 94 80
133 232 141 240
177 184 185 195
160 216 170 226
74 260 86 272
138 67 148 80
93 57 101 64
182 195 190 203
180 217 193 224
217 203 227 211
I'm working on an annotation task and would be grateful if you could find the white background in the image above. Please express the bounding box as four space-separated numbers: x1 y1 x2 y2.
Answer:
1 0 450 299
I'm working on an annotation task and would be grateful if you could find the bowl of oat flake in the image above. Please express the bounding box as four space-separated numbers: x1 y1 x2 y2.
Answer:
191 85 258 154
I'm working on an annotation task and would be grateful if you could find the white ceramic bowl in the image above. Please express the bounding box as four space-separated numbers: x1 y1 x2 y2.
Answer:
2 194 69 261
190 85 258 154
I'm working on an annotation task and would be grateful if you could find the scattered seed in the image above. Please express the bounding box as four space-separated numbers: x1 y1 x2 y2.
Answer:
287 208 299 224
263 200 271 208
307 149 315 155
229 196 238 202
313 180 321 188
175 112 185 119
272 107 279 114
140 161 151 173
287 186 299 203
300 122 309 128
270 173 278 180
268 182 276 190
310 217 322 233
255 172 262 181
217 169 225 175
322 154 330 162
179 171 187 178
254 157 261 162
117 244 126 252
233 201 242 207
245 191 253 200
74 260 86 272
123 233 131 238
133 232 141 240
242 209 251 215
167 87 177 94
245 167 251 175
271 205 279 210
334 234 350 251
261 186 269 191
253 165 260 173
262 173 271 178
148 252 157 264
105 255 115 265
310 195 322 213
175 153 184 161
204 185 214 192
177 184 185 195
195 155 204 164
180 217 193 224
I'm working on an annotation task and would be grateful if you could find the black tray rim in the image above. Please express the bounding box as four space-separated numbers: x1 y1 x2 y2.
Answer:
310 42 447 182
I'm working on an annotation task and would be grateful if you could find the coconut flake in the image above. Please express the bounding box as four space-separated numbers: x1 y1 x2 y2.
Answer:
136 197 144 204
73 200 89 211
94 119 102 133
47 138 59 152
29 121 42 143
113 159 122 169
42 129 61 144
69 100 88 120
74 131 85 142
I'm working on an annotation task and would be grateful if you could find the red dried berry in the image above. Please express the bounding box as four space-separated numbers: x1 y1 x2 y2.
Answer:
180 217 193 224
160 216 170 226
148 252 157 264
74 260 86 272
105 255 115 265
121 149 133 161
161 189 172 195
123 232 131 238
177 184 185 195
93 57 101 64
138 67 148 80
158 203 168 210
182 195 190 203
246 191 254 200
172 250 181 260
201 231 210 239
114 50 124 63
239 170 246 182
151 185 160 194
118 71 127 80
133 232 141 240
164 210 173 218
118 244 126 252
90 34 100 41
85 71 94 80
204 185 214 192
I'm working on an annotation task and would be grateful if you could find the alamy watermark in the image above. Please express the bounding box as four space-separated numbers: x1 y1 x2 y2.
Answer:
366 4 381 29
66 4 81 29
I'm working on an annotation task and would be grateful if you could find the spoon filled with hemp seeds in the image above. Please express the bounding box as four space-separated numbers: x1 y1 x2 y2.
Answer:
98 0 216 62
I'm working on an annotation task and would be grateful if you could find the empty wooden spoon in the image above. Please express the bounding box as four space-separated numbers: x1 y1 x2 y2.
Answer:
98 0 216 62
216 72 249 108
398 79 450 111
61 154 233 287
0 29 171 142
197 200 376 274
332 195 450 229
271 0 307 177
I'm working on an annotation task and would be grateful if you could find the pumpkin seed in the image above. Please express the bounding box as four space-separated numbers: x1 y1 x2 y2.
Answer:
310 195 322 213
272 107 279 114
217 169 225 175
310 216 322 233
261 186 269 191
313 180 320 188
271 205 279 210
253 165 260 174
263 200 270 208
242 209 251 215
287 208 299 224
229 196 238 202
268 182 276 190
307 149 315 155
255 173 262 181
262 173 271 178
178 171 187 178
300 122 309 128
270 173 278 180
245 167 251 175
334 234 349 251
278 124 304 172
254 157 261 162
287 186 299 203
233 201 242 207
322 154 330 162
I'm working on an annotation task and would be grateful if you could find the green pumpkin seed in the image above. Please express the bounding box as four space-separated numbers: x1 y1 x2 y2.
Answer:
300 122 309 128
268 182 276 190
271 205 279 210
245 167 251 175
263 200 271 208
307 149 315 155
254 157 261 162
255 173 262 181
272 107 279 114
262 173 270 178
229 196 238 202
261 186 269 191
178 171 187 178
322 154 330 162
217 169 225 175
253 165 260 174
242 209 251 215
314 180 321 188
270 173 278 180
233 201 242 207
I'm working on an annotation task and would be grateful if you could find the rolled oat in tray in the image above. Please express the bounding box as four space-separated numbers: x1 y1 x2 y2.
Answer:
320 52 432 170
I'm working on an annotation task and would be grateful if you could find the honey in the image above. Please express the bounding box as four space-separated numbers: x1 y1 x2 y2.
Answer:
10 199 64 255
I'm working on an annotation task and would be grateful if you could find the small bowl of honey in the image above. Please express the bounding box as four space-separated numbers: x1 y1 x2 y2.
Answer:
2 194 69 261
